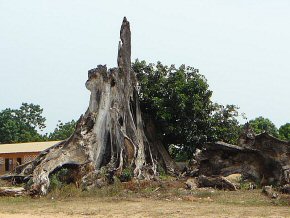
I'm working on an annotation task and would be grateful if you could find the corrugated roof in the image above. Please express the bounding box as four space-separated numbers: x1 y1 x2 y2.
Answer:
0 141 61 154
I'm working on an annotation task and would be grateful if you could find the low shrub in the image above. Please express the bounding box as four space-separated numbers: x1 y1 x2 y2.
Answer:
119 167 133 182
49 168 72 191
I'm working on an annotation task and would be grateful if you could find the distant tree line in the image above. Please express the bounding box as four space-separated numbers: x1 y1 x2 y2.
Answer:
0 61 289 161
0 103 76 143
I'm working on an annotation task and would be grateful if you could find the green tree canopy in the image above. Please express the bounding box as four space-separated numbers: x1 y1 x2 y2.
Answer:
0 103 46 143
49 120 76 141
278 123 290 141
133 60 241 159
248 116 278 137
210 104 242 144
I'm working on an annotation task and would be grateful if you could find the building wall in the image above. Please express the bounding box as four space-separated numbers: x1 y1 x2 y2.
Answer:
0 152 39 175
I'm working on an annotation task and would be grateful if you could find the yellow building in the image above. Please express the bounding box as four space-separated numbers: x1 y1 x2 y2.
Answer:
0 141 60 175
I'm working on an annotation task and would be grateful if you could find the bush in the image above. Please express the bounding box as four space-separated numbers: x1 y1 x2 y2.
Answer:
49 168 70 191
119 167 133 182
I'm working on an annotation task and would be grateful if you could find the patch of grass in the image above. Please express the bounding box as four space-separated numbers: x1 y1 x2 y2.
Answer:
88 181 123 197
47 184 82 199
46 181 125 200
271 197 290 206
156 165 176 181
143 186 158 194
213 189 284 206
0 179 13 187
239 179 259 190
157 164 166 176
192 189 220 198
0 196 30 204
159 174 172 180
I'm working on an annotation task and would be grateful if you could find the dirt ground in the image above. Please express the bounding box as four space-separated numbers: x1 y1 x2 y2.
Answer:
0 196 289 218
0 191 289 217
0 179 289 217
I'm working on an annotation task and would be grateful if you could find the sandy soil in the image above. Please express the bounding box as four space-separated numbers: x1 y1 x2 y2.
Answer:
0 197 289 218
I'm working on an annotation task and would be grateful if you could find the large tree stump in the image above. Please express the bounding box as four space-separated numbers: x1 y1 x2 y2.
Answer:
11 17 178 195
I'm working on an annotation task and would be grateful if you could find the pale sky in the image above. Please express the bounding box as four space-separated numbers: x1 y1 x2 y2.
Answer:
0 0 289 133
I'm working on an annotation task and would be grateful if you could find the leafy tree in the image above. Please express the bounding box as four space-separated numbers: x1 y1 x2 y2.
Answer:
278 123 290 141
248 116 278 137
133 60 241 159
49 120 76 140
210 104 242 144
0 103 46 143
18 103 46 129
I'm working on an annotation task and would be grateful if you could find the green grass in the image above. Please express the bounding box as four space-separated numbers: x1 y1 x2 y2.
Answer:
212 189 289 207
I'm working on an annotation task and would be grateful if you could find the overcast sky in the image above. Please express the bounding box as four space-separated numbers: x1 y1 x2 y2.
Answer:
0 0 289 133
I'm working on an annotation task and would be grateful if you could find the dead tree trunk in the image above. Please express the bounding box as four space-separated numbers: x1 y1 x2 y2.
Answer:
197 133 290 186
13 17 178 195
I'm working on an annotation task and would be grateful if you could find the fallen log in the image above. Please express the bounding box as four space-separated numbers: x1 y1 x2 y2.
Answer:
197 125 290 186
197 175 237 191
0 187 26 197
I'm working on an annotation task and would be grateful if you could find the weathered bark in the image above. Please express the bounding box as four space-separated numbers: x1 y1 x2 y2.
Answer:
185 178 198 190
262 186 279 199
9 17 178 195
280 184 290 194
0 187 26 197
197 127 290 186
